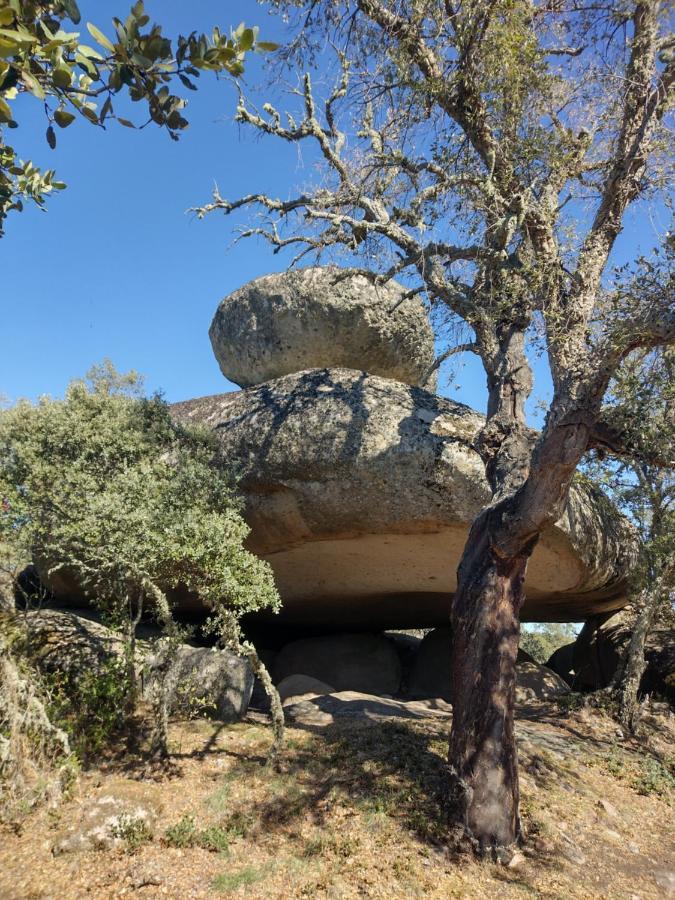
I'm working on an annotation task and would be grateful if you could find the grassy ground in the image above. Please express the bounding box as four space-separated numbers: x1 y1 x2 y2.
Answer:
0 700 673 899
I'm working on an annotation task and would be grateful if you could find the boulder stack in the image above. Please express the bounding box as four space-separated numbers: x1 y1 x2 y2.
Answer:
41 266 637 630
171 266 636 628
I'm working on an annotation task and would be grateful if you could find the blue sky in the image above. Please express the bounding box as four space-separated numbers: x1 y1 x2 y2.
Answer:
0 1 667 418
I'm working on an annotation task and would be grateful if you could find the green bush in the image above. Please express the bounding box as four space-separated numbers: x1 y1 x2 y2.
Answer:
164 814 230 853
0 362 282 758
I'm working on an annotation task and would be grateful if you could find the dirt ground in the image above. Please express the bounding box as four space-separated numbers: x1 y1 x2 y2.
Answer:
1 699 673 899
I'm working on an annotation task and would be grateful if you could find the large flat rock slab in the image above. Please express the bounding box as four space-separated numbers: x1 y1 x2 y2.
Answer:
171 368 636 626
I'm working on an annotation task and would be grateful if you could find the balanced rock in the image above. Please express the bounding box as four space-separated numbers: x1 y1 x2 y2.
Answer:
172 368 636 628
209 267 436 389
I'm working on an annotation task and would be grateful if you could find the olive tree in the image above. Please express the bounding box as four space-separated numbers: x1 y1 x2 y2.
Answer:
0 362 285 760
0 0 277 233
194 0 674 852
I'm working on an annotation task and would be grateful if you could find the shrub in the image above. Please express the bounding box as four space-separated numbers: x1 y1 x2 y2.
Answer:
0 362 283 760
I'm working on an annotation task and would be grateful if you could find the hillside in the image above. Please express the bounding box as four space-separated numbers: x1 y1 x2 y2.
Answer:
1 698 673 899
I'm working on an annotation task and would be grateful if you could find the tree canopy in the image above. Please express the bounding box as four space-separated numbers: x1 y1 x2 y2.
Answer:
0 0 277 233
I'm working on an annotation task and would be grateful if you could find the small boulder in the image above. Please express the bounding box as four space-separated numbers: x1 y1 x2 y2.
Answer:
209 266 436 389
515 660 569 702
52 783 160 854
277 674 336 704
143 645 253 722
273 633 402 696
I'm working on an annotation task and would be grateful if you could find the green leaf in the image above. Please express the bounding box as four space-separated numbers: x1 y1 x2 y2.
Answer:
256 42 279 52
77 44 105 61
178 73 197 91
81 106 99 124
0 95 11 122
54 108 76 128
75 51 99 78
52 64 72 89
46 125 56 149
117 117 135 128
0 9 15 26
238 28 255 52
20 69 45 99
87 22 116 53
62 0 81 24
0 38 18 58
0 27 34 45
99 95 113 123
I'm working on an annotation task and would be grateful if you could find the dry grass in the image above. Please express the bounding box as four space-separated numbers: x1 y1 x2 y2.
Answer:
0 701 673 899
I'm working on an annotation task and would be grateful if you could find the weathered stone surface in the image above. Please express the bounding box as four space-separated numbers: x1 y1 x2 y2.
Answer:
172 368 636 627
209 267 436 389
272 633 402 695
406 627 567 702
143 645 253 722
572 609 674 698
515 661 569 703
14 608 253 723
19 607 123 679
277 674 336 704
283 691 453 726
52 782 160 854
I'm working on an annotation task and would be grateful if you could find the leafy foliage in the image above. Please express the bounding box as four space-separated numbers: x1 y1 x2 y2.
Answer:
0 0 277 233
0 362 282 753
0 361 280 626
520 623 577 665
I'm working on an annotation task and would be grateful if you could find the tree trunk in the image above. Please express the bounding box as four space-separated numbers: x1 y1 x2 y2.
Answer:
617 582 662 733
447 514 537 853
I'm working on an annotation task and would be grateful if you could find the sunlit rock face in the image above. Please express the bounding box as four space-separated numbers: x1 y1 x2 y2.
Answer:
209 267 437 390
171 368 637 627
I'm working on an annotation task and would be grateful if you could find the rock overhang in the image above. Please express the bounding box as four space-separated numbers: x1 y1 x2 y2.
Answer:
171 367 638 627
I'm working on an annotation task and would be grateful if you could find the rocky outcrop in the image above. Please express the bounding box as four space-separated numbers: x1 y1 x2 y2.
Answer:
12 608 254 723
572 610 674 698
406 627 568 702
209 267 436 389
283 691 453 726
172 368 636 627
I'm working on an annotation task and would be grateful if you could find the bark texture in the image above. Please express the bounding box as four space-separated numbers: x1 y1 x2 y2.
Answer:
448 512 536 851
